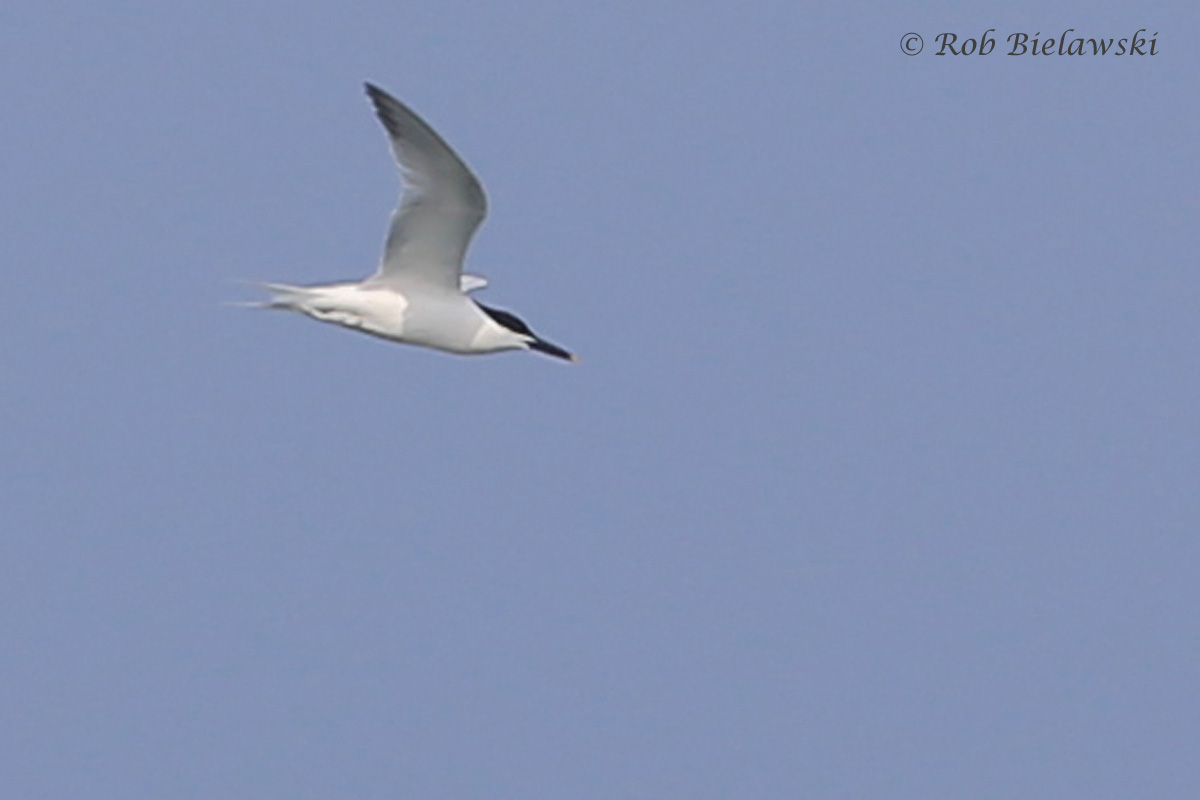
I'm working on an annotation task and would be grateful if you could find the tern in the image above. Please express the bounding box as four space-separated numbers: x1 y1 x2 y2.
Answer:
250 83 576 362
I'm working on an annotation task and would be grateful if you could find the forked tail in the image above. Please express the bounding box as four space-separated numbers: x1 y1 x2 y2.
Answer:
226 282 315 310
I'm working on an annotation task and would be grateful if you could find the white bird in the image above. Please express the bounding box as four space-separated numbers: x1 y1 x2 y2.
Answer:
251 83 576 362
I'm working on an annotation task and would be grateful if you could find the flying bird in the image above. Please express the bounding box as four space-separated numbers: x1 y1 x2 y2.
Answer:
249 83 576 362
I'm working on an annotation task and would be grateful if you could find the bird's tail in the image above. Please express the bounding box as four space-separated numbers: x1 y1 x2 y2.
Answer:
226 282 315 310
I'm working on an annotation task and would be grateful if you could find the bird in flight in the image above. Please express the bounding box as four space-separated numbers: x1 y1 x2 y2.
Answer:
249 83 576 362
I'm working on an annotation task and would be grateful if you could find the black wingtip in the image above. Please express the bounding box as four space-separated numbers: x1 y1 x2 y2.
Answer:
363 82 402 136
364 82 387 109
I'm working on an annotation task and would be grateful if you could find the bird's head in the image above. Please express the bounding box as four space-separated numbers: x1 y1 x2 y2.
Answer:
477 303 577 362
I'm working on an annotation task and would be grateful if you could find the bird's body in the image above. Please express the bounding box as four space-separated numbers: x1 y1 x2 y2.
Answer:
260 280 515 354
252 83 575 362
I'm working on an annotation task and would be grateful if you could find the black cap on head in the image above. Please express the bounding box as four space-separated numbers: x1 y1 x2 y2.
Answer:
477 302 576 362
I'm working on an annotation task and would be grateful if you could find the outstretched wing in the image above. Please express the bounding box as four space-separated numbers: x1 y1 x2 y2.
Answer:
363 84 487 290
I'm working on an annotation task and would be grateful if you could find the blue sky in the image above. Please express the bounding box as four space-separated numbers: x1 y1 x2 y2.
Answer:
2 1 1198 797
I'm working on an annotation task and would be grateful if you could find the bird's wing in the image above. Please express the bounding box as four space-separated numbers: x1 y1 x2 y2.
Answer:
363 83 487 290
459 273 489 293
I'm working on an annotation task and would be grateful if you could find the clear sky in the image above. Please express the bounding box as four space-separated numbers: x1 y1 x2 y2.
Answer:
2 1 1198 797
